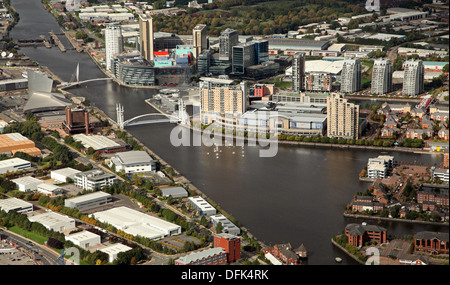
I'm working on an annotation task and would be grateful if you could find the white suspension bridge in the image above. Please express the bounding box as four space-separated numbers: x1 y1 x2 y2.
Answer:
115 99 190 129
57 63 112 89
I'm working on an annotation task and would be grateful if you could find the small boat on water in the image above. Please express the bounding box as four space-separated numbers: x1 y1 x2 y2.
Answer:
335 257 342 263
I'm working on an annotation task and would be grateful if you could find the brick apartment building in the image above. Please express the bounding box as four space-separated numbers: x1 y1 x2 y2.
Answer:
417 188 449 207
264 243 307 265
345 223 387 247
214 233 241 264
414 231 449 255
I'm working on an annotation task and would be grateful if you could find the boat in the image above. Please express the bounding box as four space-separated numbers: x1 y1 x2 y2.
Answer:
335 257 342 263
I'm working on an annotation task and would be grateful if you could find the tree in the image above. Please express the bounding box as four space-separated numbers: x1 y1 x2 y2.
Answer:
215 222 223 234
75 30 89 41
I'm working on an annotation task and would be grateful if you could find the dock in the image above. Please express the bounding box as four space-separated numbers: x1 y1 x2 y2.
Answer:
49 32 66 52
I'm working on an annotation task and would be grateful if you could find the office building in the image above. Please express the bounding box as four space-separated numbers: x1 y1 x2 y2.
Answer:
214 233 241 264
199 77 247 124
188 196 216 216
65 191 112 211
105 23 123 71
139 14 154 62
74 170 118 190
210 214 241 235
304 72 332 92
66 231 101 250
340 59 361 93
37 183 64 197
62 106 92 135
327 93 359 139
219 28 239 61
402 60 424 96
193 24 207 59
11 176 43 192
0 197 33 214
232 42 255 74
112 53 155 86
254 39 269 65
371 59 392 95
292 52 305 92
0 158 32 174
50 167 82 183
109 150 157 174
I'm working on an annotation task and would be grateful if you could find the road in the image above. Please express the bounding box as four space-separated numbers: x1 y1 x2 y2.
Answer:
0 228 59 265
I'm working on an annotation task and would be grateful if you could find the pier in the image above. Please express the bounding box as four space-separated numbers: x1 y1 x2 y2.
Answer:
49 32 66 52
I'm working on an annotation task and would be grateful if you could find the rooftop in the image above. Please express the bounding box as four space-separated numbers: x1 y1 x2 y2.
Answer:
0 197 33 212
65 191 112 204
114 151 154 165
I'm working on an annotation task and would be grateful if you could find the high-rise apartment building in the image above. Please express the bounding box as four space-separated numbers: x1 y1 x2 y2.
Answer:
193 24 207 59
304 72 332 92
371 59 392 95
105 23 123 71
327 93 359 139
199 77 247 124
139 14 154 62
292 52 305 92
340 59 361 94
402 60 424 96
219 28 239 61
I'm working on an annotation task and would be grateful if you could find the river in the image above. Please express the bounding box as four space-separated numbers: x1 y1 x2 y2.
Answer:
9 0 448 265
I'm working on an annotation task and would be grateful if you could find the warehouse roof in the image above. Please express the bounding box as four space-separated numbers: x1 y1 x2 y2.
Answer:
0 197 33 212
11 176 42 186
72 134 120 151
51 167 81 178
66 231 100 243
268 38 329 50
99 243 132 255
114 151 154 165
0 158 31 169
28 211 74 227
65 191 111 204
305 60 344 74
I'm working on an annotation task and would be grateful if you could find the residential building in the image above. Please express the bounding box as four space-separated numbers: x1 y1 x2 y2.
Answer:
340 59 361 94
432 168 449 183
219 28 239 61
416 185 449 207
367 163 387 179
414 231 449 255
292 52 305 93
139 14 154 62
304 72 332 92
263 243 306 265
327 93 359 139
345 223 387 247
65 191 113 211
73 170 118 190
371 59 392 95
193 24 207 59
214 233 241 264
175 247 228 265
109 150 157 174
105 23 123 71
402 60 424 96
199 77 248 124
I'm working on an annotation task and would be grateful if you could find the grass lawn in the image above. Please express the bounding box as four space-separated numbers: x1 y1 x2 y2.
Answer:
8 225 48 244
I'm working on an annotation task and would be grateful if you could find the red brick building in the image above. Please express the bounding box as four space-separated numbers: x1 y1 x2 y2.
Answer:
264 243 306 265
417 190 449 207
345 223 387 247
414 231 449 255
214 233 241 264
174 248 228 265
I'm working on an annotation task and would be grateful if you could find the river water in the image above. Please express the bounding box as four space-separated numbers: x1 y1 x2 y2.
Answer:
10 0 447 265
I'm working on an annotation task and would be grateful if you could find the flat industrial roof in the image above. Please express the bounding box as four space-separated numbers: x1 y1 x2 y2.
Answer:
11 176 42 186
72 134 120 151
115 151 154 165
66 231 100 242
28 211 74 226
51 167 82 177
92 206 181 240
0 158 31 168
65 191 111 204
0 198 33 212
99 243 132 255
